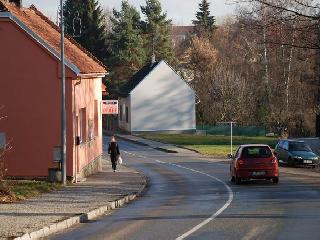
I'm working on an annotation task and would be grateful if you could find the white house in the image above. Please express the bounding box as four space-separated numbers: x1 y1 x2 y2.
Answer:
118 60 196 133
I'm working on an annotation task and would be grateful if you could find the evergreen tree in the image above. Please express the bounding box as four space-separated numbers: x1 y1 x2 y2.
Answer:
141 0 175 64
192 0 217 37
107 1 147 85
63 0 107 62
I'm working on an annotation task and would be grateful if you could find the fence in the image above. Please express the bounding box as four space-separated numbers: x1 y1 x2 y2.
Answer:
197 125 266 137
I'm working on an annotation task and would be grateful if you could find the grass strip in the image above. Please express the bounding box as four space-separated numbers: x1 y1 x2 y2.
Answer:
0 180 62 202
139 134 278 157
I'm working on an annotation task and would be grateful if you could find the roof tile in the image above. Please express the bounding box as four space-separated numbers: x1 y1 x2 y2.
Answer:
0 1 107 75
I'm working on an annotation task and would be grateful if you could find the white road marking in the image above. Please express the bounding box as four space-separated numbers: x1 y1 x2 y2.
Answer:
241 225 269 240
125 152 234 239
156 160 234 240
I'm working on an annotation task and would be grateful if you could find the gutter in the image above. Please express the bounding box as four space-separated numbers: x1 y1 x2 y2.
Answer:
73 78 82 183
78 73 107 79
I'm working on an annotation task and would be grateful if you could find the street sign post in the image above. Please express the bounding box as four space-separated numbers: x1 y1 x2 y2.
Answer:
102 100 118 115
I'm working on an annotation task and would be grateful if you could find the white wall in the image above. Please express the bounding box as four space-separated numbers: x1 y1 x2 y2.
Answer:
118 96 131 132
131 61 196 132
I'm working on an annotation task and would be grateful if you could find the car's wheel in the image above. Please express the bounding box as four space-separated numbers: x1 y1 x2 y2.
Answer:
235 176 241 185
272 177 279 184
288 157 295 167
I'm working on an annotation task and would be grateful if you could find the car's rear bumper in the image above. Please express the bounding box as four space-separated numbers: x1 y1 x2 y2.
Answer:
293 158 319 166
236 169 279 179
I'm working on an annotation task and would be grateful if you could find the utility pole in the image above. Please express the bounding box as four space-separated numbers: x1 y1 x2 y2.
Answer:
60 0 67 185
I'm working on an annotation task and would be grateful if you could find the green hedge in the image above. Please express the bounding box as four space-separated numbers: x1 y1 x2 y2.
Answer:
197 125 266 137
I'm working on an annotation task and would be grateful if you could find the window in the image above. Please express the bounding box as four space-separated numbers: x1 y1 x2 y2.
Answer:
241 146 272 158
79 108 86 143
283 141 289 151
94 100 99 136
126 107 129 123
289 142 312 152
276 141 283 149
119 105 123 121
235 147 241 158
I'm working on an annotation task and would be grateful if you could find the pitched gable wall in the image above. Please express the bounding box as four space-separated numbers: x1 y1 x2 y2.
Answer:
0 19 76 176
130 62 196 132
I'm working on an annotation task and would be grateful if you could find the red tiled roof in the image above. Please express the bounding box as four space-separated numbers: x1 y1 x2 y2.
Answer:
0 1 107 75
171 26 194 36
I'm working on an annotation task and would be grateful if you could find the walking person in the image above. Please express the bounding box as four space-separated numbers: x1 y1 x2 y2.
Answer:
108 136 120 172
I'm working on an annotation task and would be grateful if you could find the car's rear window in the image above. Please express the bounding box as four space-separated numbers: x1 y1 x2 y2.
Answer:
289 142 312 152
241 146 272 158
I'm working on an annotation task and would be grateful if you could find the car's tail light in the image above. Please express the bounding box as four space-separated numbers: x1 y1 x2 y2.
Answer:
271 157 277 165
237 159 245 167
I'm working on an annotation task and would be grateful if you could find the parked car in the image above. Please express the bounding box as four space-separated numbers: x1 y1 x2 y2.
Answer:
229 144 279 184
295 138 320 156
274 140 319 167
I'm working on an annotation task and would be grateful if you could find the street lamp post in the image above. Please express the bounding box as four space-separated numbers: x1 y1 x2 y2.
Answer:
219 121 237 156
230 122 235 156
60 0 66 185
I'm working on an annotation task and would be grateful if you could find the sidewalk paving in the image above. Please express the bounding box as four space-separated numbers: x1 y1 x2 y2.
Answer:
0 158 146 240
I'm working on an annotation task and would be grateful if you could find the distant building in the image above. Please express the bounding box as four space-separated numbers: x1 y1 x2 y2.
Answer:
171 26 194 47
0 0 107 180
118 61 196 133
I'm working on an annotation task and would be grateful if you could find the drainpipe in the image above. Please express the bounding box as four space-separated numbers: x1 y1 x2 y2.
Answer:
73 78 81 183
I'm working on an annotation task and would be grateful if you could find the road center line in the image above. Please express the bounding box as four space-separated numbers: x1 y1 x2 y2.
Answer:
155 160 234 240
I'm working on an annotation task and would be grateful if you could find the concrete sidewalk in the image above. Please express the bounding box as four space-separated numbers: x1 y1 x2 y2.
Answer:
0 158 146 240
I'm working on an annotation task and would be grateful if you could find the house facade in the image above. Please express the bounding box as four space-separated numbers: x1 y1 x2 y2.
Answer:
118 61 196 133
171 26 193 47
0 0 107 180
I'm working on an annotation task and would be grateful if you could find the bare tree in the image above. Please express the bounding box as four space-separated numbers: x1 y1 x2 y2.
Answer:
233 0 320 136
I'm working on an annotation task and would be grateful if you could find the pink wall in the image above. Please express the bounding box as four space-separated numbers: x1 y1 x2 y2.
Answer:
0 19 103 178
72 78 103 174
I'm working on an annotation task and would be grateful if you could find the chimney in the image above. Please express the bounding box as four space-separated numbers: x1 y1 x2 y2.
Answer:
8 0 22 8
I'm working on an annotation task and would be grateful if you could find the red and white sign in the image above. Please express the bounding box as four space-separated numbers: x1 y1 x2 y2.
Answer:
102 100 118 115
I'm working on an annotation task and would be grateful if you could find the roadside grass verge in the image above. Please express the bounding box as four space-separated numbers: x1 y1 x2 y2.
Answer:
0 180 62 203
139 134 278 157
184 145 238 157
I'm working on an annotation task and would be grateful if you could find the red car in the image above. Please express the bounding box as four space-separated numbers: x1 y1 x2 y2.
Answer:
229 144 279 184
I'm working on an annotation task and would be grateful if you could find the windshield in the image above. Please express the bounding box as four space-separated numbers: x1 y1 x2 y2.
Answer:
241 146 272 158
289 142 312 152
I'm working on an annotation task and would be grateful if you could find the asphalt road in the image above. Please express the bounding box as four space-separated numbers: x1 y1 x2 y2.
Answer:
53 139 320 240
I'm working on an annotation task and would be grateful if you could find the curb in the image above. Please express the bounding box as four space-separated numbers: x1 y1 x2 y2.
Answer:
154 147 178 153
115 135 149 147
116 135 178 153
14 175 148 240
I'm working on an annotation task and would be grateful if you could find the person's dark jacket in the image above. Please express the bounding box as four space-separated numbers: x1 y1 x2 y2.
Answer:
108 142 120 158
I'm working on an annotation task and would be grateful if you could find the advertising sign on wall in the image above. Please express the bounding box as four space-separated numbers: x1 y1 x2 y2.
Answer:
102 100 118 115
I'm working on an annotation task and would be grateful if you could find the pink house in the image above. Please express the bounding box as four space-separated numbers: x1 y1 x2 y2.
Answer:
0 0 107 180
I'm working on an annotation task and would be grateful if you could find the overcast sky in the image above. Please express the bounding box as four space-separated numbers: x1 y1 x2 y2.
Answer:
23 0 237 25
